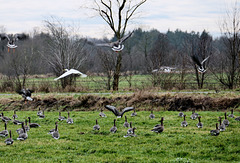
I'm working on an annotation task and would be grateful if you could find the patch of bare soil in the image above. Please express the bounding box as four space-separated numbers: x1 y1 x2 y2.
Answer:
1 92 240 111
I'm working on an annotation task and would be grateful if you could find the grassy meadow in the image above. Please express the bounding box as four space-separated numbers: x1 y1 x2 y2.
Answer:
0 110 239 162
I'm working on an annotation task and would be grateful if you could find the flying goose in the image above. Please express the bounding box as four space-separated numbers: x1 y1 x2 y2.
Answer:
196 116 203 128
17 88 34 102
222 112 230 127
123 116 130 128
95 31 134 52
38 110 45 119
13 116 23 125
218 117 226 132
181 115 188 127
48 122 58 135
228 109 234 118
0 122 9 137
210 123 220 136
1 112 12 122
58 112 66 121
28 117 40 128
17 124 28 141
66 112 74 124
124 127 137 137
52 123 60 140
104 105 134 118
12 110 18 119
178 112 184 117
0 33 28 50
93 119 100 130
131 108 137 117
110 119 117 133
191 55 210 73
5 130 13 145
54 69 87 81
99 108 107 118
151 117 164 133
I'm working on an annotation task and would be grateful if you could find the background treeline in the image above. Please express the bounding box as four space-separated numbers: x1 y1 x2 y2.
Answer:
0 27 239 91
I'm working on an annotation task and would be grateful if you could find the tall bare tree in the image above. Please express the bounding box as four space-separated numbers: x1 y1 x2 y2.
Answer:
92 0 147 90
214 1 240 89
42 18 88 89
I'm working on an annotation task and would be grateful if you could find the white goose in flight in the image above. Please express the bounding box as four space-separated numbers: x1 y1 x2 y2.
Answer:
54 69 87 81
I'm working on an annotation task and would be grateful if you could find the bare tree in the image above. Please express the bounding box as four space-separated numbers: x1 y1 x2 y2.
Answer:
92 0 147 90
95 49 115 90
42 18 88 89
214 1 240 89
194 30 212 89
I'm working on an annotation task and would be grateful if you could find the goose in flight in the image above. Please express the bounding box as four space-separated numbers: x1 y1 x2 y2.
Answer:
191 55 210 73
95 31 134 52
0 33 28 50
16 88 34 102
104 105 134 118
54 69 87 81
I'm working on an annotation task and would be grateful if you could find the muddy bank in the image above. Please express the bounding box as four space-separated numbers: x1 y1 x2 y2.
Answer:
0 92 240 111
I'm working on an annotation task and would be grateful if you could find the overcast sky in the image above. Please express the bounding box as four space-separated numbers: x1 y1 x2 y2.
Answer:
0 0 238 38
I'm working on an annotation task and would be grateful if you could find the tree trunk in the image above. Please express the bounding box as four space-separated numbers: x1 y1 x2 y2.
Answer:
112 53 122 90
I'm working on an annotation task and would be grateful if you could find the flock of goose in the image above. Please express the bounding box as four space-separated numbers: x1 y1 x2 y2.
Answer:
0 104 240 145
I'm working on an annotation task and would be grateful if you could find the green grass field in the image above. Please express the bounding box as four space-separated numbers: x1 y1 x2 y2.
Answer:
0 110 239 162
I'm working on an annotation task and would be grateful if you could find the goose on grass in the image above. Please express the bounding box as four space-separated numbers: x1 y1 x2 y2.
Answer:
110 119 117 133
17 124 28 141
5 130 13 145
0 122 9 137
52 123 60 140
28 117 40 128
58 112 66 121
123 116 130 128
93 119 100 130
210 123 220 136
181 115 188 127
66 112 74 124
151 117 164 134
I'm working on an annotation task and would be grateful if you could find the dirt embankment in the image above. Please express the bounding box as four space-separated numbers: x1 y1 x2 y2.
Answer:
0 92 240 111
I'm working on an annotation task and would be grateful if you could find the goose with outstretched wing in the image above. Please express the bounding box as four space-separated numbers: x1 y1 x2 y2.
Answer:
191 55 210 73
96 31 134 52
104 105 134 118
0 33 28 49
54 69 87 81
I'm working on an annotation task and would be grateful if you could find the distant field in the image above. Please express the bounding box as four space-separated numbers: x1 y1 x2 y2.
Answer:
0 73 229 93
0 110 239 162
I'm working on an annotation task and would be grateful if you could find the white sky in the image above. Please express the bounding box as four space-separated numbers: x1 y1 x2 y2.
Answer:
0 0 238 38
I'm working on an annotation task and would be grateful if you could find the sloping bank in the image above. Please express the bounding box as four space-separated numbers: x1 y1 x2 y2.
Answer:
0 92 239 111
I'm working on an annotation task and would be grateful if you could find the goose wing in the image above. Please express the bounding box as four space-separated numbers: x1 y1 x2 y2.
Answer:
105 105 120 116
54 71 74 80
121 107 134 115
119 31 134 43
191 55 202 67
201 56 210 64
0 33 9 41
14 33 28 40
69 69 87 77
95 42 112 47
